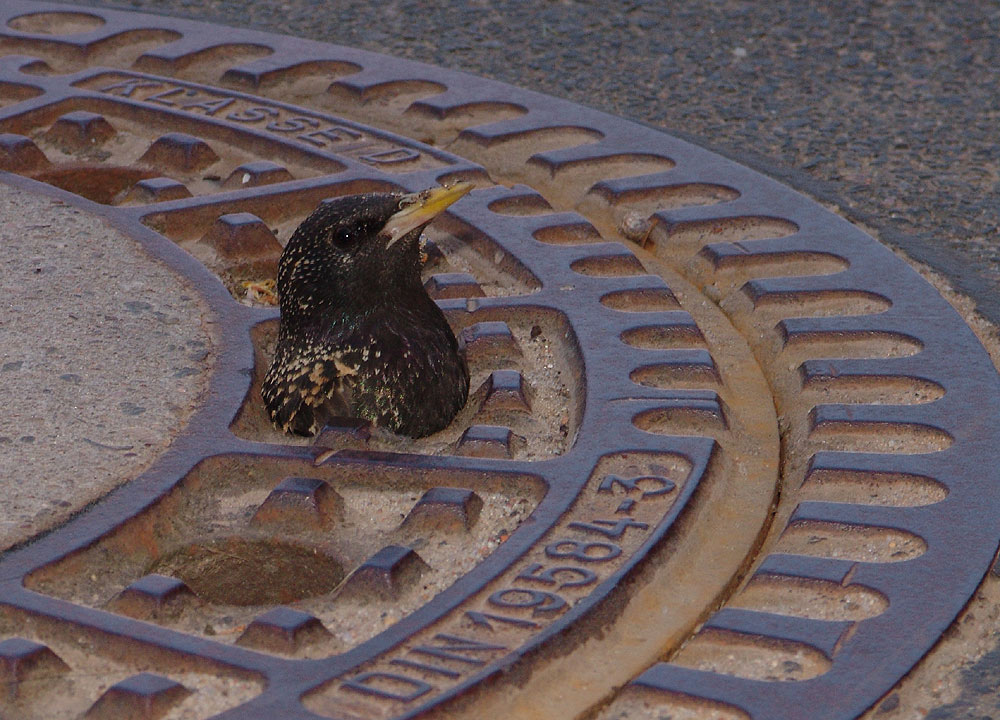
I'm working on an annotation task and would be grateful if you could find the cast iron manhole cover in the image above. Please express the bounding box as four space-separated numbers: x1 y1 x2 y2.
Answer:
1 3 999 719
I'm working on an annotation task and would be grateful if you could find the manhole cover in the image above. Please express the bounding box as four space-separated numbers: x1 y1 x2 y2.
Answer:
1 4 999 720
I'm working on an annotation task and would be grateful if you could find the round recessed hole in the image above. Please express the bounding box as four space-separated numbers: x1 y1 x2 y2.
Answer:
31 165 158 205
149 537 345 606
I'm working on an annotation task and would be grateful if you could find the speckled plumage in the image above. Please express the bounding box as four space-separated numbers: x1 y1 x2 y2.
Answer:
261 189 470 438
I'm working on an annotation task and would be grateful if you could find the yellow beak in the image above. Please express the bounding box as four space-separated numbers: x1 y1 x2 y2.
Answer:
382 182 473 248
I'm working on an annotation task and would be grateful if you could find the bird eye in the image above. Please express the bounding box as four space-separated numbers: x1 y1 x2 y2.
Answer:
331 227 355 250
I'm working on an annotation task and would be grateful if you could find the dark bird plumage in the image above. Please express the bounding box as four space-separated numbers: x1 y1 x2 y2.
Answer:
261 184 473 438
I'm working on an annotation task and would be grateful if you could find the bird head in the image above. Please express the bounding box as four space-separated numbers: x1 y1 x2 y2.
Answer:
276 182 473 319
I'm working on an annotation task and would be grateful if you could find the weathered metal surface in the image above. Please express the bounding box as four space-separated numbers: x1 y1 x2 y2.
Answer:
0 3 998 719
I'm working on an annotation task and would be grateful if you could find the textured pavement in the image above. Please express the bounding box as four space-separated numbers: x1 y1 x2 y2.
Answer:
0 181 212 551
16 1 1000 718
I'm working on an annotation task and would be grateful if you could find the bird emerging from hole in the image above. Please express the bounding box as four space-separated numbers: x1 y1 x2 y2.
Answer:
262 183 473 438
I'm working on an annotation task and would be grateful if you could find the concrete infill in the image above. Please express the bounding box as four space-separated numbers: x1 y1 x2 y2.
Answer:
0 179 212 551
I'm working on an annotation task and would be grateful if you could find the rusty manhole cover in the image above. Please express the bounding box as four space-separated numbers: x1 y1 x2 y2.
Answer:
1 4 999 720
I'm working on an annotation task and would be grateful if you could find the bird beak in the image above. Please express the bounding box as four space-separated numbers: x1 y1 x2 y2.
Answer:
382 182 474 248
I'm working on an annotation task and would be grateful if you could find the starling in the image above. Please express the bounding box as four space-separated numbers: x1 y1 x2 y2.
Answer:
262 183 473 438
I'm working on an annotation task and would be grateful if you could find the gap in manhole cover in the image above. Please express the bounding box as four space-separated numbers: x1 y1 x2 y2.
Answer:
1 4 999 720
